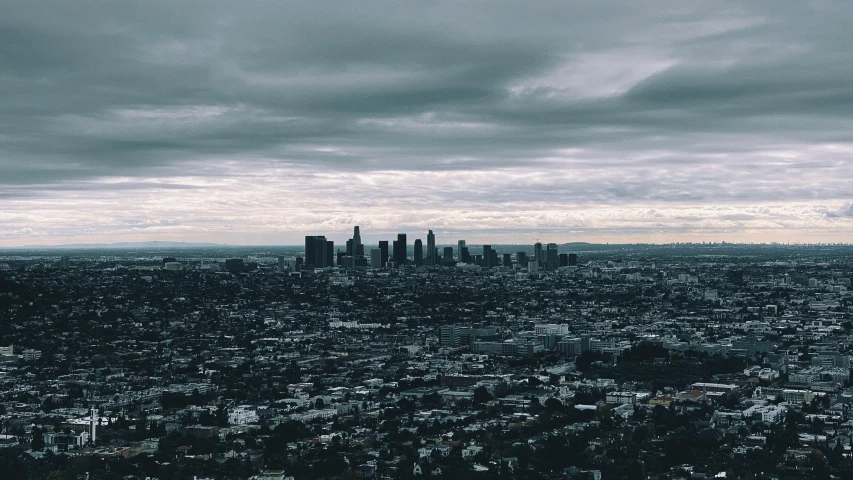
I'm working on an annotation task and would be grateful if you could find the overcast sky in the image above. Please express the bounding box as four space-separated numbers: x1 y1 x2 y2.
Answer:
1 1 852 246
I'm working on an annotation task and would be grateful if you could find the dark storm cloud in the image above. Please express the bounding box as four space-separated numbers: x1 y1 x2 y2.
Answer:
1 0 852 205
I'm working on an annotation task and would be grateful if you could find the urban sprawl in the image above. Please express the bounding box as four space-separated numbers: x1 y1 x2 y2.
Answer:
2 229 853 479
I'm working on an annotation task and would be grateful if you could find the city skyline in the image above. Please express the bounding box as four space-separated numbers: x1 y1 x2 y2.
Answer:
2 1 853 247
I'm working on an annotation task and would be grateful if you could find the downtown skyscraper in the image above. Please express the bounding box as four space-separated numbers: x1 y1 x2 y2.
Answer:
414 239 423 266
393 233 407 265
305 235 334 268
427 229 436 265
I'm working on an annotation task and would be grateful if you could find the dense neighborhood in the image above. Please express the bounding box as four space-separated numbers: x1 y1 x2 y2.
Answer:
2 243 853 479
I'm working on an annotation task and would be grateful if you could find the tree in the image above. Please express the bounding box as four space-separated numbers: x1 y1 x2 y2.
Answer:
473 386 492 404
627 458 646 480
529 397 543 415
136 410 148 437
216 404 229 427
633 424 652 444
31 426 45 451
575 350 605 371
544 397 563 413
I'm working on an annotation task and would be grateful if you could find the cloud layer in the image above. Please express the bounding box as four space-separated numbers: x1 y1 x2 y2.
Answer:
1 1 852 245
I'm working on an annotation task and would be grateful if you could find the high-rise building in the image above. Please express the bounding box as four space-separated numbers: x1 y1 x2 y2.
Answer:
460 246 470 263
559 253 569 268
458 240 466 262
427 230 436 265
517 252 528 265
326 241 335 267
370 248 382 268
414 239 423 266
483 245 493 268
305 235 329 268
278 255 287 272
225 258 244 274
503 253 512 267
568 253 578 266
443 246 454 262
305 236 318 266
353 226 364 257
378 241 389 267
546 243 558 271
440 325 463 347
394 233 407 265
60 256 71 269
534 242 543 270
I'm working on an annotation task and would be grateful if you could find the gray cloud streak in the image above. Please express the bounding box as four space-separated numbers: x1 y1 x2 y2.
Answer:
1 1 852 243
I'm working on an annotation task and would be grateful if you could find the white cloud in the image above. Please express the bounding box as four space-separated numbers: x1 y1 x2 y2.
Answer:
2 160 852 246
509 49 677 99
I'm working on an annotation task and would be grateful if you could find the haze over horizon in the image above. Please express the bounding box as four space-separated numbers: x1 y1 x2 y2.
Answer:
2 1 853 247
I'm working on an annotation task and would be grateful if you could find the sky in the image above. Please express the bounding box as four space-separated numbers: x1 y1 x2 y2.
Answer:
1 1 852 246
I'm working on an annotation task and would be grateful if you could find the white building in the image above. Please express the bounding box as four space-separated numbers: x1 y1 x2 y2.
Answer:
534 324 570 336
22 349 42 361
742 404 786 423
228 407 259 425
605 392 637 405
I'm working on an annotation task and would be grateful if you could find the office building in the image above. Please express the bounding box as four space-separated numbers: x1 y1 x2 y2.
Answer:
558 338 584 358
440 325 463 347
338 252 351 268
546 243 559 271
378 241 389 267
352 226 363 257
458 240 466 262
568 253 578 266
370 248 382 268
305 235 319 267
414 239 423 266
503 253 512 267
305 235 330 269
225 258 244 274
517 252 528 265
60 256 71 269
534 242 543 269
559 253 568 267
394 233 407 265
326 241 335 267
443 247 454 262
483 245 493 268
427 230 436 265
